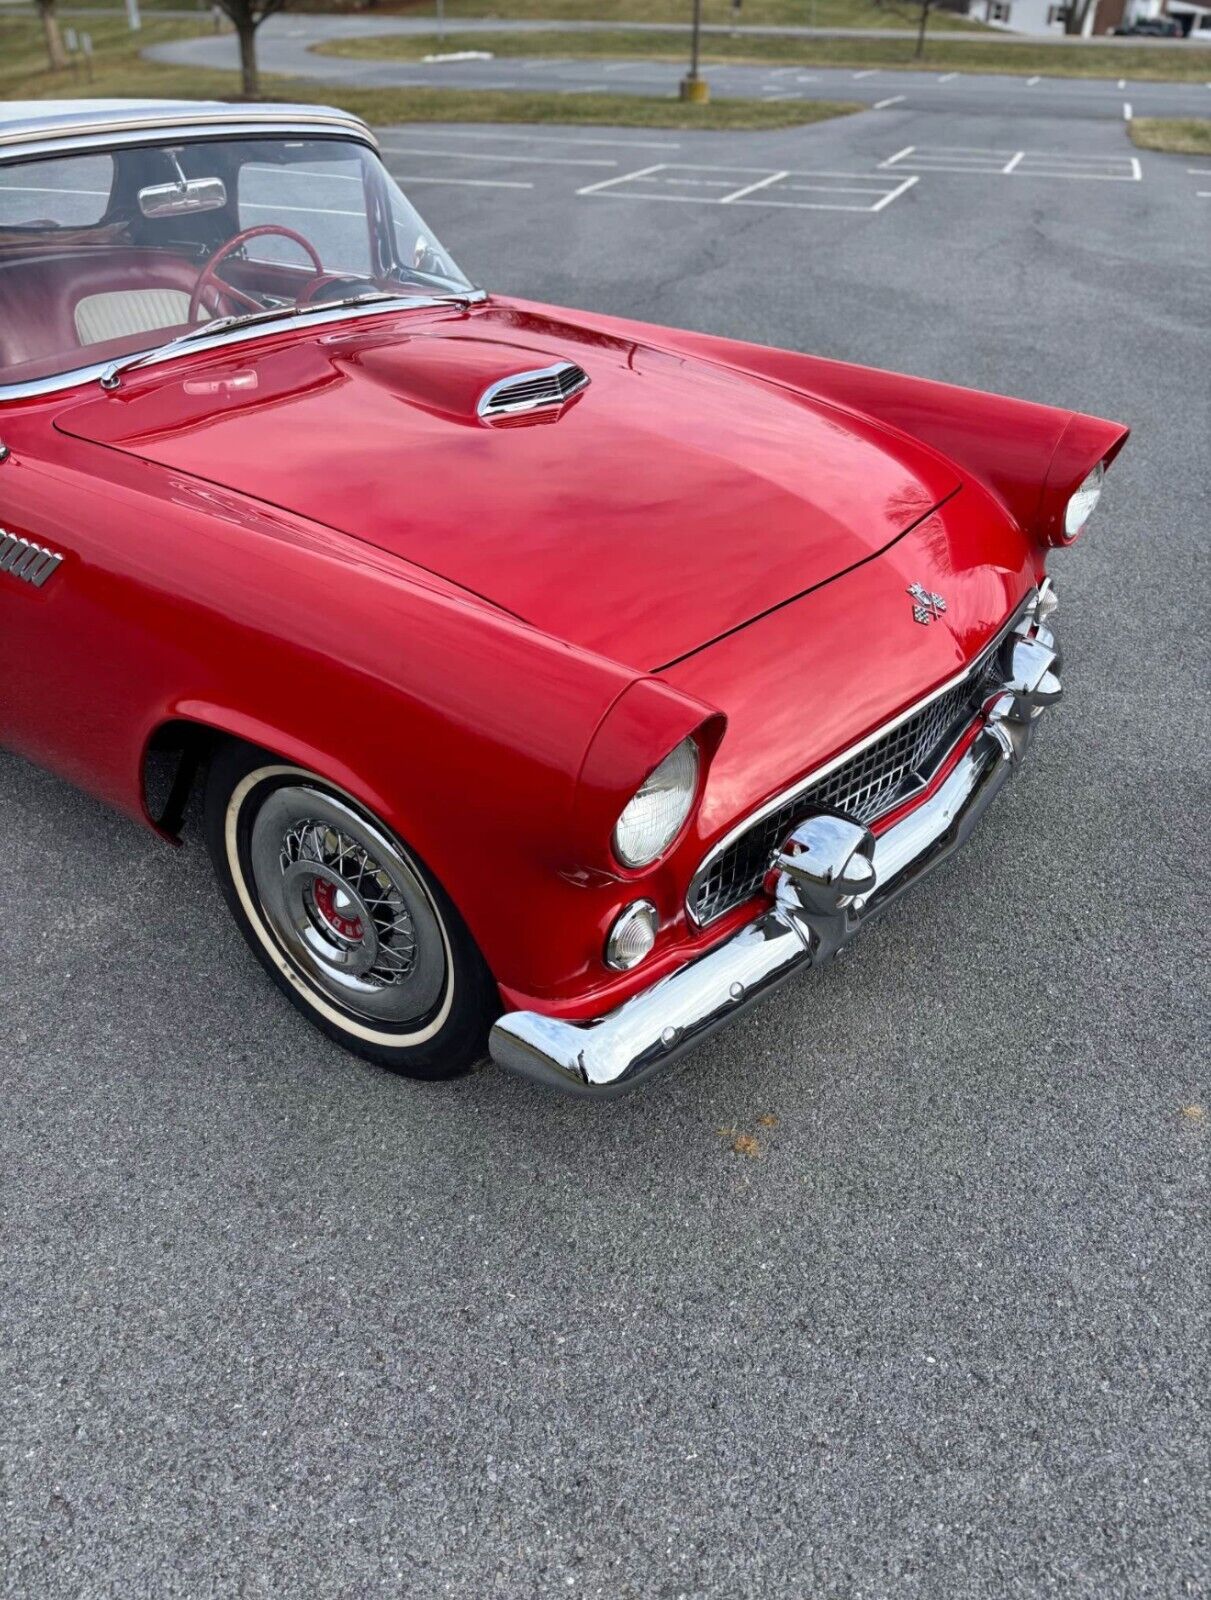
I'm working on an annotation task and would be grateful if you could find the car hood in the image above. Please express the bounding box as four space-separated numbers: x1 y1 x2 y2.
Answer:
57 302 960 670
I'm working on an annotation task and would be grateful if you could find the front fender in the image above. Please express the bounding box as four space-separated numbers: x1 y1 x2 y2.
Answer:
503 298 1129 549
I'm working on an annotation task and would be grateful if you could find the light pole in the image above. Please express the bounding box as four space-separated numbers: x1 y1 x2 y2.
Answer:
679 0 710 102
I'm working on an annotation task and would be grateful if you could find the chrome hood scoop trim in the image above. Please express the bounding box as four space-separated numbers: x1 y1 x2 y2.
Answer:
478 361 589 420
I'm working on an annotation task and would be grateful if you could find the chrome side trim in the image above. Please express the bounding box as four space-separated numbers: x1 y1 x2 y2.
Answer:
0 292 488 404
0 528 63 588
477 361 589 419
0 111 378 161
685 592 1035 927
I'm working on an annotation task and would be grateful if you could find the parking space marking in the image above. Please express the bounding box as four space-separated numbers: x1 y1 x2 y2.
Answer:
880 145 1142 181
873 96 906 110
720 170 790 204
937 72 959 84
577 162 668 196
382 130 681 150
577 162 918 214
377 174 535 190
852 70 877 80
380 144 617 168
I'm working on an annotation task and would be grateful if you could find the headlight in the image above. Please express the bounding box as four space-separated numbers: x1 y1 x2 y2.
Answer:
1064 462 1104 540
612 738 699 868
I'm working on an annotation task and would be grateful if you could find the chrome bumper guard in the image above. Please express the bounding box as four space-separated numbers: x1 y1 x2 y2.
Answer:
490 603 1061 1098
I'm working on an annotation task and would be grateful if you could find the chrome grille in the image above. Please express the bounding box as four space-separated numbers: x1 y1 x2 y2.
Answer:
477 361 589 418
689 642 1004 928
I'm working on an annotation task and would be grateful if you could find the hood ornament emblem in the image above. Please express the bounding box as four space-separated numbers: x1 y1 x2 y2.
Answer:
908 583 947 626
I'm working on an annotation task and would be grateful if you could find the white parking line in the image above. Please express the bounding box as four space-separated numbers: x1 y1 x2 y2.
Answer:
384 176 534 190
1117 78 1126 89
720 170 790 203
937 72 959 84
1027 76 1040 86
578 162 916 214
880 146 1142 181
870 174 919 212
873 96 905 110
0 183 108 196
378 130 682 150
852 69 877 80
1187 167 1211 174
380 145 616 168
576 162 668 197
1123 102 1133 120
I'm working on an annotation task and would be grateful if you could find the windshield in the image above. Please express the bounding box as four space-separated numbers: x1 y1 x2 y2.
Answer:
0 133 474 388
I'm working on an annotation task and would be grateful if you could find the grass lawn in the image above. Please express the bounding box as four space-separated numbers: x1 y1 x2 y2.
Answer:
317 26 1211 81
1129 117 1211 155
290 0 988 28
0 15 859 131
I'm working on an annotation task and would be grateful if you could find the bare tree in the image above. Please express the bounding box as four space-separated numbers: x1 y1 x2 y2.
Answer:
913 0 935 56
37 0 68 71
213 0 290 99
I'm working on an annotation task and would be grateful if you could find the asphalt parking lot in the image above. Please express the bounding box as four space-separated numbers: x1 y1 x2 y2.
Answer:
153 15 1211 121
3 96 1209 1597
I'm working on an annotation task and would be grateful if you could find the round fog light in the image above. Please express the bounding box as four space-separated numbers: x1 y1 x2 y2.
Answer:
605 900 659 972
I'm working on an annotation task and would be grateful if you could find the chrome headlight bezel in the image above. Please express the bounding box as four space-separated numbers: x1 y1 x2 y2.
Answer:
612 737 700 870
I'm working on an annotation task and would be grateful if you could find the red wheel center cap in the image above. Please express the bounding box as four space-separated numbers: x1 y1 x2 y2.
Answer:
313 877 364 941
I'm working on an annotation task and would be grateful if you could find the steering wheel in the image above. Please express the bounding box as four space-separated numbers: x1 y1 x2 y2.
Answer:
190 225 325 324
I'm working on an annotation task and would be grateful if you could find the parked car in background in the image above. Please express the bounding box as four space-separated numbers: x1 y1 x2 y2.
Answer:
1111 16 1184 33
0 101 1128 1097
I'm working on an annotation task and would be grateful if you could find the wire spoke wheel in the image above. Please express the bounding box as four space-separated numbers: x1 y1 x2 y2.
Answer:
245 784 448 1027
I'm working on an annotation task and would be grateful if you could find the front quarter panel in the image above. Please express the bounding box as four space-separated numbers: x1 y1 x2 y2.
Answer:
0 401 713 998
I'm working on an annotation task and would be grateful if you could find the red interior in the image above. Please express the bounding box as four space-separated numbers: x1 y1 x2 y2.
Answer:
0 244 323 385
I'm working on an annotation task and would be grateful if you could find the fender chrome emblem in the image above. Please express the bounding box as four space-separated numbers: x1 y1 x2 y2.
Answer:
908 583 947 626
0 528 63 589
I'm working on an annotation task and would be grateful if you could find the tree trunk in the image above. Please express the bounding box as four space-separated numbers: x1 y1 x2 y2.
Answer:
914 0 931 57
235 17 260 98
1064 0 1094 34
38 0 68 71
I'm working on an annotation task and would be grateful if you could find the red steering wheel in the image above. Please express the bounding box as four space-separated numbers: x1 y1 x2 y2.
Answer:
190 225 325 323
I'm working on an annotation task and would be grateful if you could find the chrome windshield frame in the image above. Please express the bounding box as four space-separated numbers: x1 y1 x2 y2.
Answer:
0 291 490 404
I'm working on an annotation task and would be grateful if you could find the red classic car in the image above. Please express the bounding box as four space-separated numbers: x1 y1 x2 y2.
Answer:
0 100 1127 1096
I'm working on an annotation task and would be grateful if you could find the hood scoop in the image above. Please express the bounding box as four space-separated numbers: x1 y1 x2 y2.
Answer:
477 361 589 421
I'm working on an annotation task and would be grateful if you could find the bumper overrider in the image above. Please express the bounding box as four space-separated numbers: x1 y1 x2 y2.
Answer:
490 595 1063 1097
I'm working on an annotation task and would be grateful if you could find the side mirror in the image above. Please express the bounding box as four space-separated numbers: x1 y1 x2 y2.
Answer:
138 176 227 219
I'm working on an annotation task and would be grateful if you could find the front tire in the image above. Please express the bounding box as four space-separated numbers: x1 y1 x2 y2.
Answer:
203 744 497 1079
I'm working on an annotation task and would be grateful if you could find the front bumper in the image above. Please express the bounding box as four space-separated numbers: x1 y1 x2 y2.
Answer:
489 606 1062 1098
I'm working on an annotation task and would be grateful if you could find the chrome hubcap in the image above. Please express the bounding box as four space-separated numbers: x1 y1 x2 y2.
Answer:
247 786 447 1025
